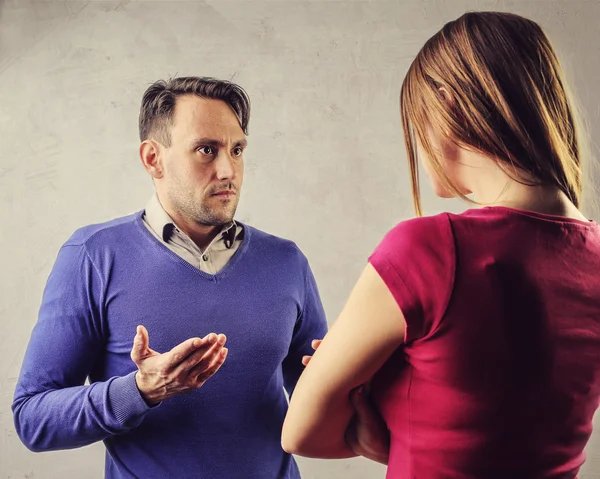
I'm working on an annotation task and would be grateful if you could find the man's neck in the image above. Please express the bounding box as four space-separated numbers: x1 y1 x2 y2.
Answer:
168 211 224 251
152 193 227 251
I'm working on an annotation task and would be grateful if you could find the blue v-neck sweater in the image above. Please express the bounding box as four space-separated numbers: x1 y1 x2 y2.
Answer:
12 211 328 478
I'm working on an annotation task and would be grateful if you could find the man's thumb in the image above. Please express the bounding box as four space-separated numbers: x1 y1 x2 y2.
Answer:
131 325 150 362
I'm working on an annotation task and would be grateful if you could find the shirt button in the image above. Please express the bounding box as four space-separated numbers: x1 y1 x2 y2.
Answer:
202 254 208 261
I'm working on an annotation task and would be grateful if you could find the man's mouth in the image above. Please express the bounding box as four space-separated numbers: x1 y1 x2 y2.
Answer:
212 190 235 197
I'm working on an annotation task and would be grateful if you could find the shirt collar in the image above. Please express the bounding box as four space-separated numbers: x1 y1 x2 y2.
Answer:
145 193 176 242
144 193 240 248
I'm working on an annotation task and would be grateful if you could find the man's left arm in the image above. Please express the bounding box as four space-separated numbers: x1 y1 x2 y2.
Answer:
282 254 328 397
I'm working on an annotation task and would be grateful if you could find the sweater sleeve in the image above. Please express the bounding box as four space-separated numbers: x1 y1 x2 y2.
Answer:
282 252 328 397
368 214 456 343
12 242 153 452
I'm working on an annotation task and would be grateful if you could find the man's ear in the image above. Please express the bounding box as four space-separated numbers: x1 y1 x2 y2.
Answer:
139 139 164 180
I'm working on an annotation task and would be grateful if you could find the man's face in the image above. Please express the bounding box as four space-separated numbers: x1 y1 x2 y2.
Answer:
159 95 246 227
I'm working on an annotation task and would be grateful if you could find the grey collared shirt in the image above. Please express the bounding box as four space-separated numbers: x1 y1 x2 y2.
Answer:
142 194 243 274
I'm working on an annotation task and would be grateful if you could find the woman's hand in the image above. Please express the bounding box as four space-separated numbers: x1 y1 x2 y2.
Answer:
345 384 390 465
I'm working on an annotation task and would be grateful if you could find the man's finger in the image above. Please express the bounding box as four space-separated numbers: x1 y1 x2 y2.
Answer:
130 325 151 363
167 334 216 369
302 355 312 366
194 347 228 384
181 336 226 375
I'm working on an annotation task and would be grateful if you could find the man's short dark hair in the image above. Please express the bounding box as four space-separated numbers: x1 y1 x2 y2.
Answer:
139 76 251 146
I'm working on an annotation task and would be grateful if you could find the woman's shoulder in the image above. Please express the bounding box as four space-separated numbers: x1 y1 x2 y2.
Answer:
370 213 456 343
379 212 453 250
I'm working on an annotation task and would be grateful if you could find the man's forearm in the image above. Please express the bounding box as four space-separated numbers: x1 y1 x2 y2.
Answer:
12 372 151 452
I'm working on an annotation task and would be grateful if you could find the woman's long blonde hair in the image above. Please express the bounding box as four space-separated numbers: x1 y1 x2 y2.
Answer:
401 12 584 216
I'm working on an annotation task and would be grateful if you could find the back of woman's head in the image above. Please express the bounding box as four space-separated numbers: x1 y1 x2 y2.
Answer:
401 11 583 216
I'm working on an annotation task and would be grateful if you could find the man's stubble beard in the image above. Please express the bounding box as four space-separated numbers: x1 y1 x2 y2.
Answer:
168 186 239 228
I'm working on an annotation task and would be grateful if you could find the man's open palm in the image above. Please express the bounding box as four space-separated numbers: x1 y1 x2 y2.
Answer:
131 325 228 405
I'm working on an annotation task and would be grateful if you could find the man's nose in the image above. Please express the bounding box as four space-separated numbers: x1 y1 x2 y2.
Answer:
215 152 235 181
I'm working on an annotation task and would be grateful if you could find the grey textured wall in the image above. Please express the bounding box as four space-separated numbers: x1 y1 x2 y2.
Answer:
1 1 599 478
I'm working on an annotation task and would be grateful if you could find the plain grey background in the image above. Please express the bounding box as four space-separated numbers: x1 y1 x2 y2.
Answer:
1 0 600 478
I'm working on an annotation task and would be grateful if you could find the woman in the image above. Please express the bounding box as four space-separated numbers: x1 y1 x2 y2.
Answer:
282 11 600 479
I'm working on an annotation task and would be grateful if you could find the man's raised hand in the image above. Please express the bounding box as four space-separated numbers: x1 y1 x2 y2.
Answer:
131 325 228 405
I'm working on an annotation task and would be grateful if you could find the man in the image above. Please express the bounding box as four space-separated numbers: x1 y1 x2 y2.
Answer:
12 76 329 478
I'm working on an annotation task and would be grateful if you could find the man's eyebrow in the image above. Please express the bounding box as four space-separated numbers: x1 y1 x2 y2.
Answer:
190 138 248 149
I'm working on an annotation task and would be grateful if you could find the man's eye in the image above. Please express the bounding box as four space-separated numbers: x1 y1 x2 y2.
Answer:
233 147 243 156
198 146 214 155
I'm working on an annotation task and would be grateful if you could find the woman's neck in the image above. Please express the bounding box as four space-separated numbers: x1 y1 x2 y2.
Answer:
458 151 586 220
483 183 585 220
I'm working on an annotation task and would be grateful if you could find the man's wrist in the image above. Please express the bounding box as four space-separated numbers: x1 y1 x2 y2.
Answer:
105 372 156 430
135 371 160 406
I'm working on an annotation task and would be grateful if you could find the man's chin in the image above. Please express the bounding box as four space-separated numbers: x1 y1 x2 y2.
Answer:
217 208 237 225
196 211 236 227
